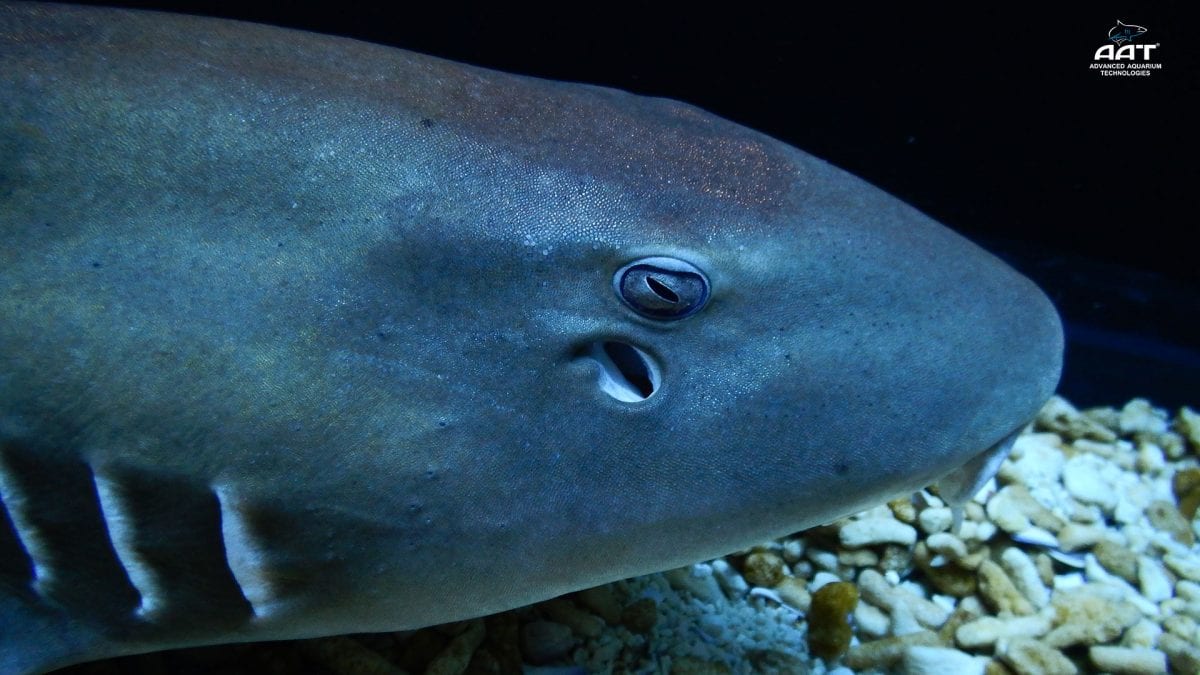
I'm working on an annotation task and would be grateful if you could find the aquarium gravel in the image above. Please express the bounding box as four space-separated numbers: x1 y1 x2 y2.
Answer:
61 396 1200 675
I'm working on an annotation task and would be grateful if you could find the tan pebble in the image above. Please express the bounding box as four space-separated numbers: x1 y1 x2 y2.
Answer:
926 532 968 560
1035 553 1055 586
539 598 604 637
1037 395 1117 442
620 598 658 634
669 655 732 675
1145 500 1194 546
900 645 987 675
1158 632 1200 675
298 636 406 675
519 621 574 666
1093 540 1139 583
664 565 722 603
1159 431 1186 459
890 497 918 524
1176 579 1200 602
937 602 983 645
915 546 978 597
1161 613 1196 639
574 585 622 624
1163 553 1200 582
1001 547 1050 608
1072 437 1119 458
1120 398 1169 436
984 659 1016 675
482 612 522 674
986 486 1033 533
775 576 811 611
1088 645 1167 675
956 612 1053 649
1081 405 1120 430
1135 441 1166 474
1176 406 1200 453
857 569 949 628
998 637 1078 675
958 548 989 570
843 631 941 670
1121 618 1163 648
840 517 917 547
880 544 915 573
741 550 785 587
838 547 879 567
1042 592 1140 648
426 619 486 675
978 560 1035 616
965 501 987 523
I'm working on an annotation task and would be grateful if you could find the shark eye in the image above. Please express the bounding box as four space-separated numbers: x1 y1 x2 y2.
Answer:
613 256 710 320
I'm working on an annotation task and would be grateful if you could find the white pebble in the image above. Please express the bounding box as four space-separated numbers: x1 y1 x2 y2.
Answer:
839 518 917 547
890 598 923 636
1089 645 1168 674
807 548 840 572
1119 398 1169 435
1002 547 1050 608
1177 580 1200 602
1137 556 1173 603
957 519 997 542
1164 553 1200 582
1122 619 1163 648
1063 454 1118 511
810 571 842 592
1057 523 1105 551
1011 526 1059 548
986 486 1032 533
918 506 953 534
1054 572 1086 590
710 559 749 599
901 646 986 675
857 569 949 629
955 612 1053 648
854 600 891 638
926 532 967 560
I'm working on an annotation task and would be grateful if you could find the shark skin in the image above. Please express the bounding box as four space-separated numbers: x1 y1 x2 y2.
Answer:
0 3 1063 672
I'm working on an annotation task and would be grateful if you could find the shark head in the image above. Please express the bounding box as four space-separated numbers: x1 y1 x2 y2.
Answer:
0 4 1063 671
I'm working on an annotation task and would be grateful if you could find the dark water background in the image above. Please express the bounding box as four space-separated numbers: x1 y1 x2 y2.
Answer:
65 1 1200 409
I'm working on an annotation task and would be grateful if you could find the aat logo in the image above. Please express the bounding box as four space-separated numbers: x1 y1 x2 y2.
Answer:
1090 19 1162 77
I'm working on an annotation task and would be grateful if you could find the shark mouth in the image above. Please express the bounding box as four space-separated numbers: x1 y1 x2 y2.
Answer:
578 340 661 402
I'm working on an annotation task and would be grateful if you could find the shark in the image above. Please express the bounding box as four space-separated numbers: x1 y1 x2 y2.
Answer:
1108 20 1148 45
0 3 1063 672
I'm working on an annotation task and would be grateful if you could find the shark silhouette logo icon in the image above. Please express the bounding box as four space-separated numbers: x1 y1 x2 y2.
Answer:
1108 20 1148 45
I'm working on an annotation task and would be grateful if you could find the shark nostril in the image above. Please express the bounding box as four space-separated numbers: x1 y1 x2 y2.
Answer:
576 341 660 402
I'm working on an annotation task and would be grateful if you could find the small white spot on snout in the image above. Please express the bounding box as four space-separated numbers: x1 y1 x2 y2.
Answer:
579 341 661 402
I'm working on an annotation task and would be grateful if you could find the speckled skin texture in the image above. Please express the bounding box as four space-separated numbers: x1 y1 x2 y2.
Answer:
0 3 1062 672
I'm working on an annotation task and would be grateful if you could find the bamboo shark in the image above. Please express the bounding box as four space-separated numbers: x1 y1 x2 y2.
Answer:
0 3 1063 672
